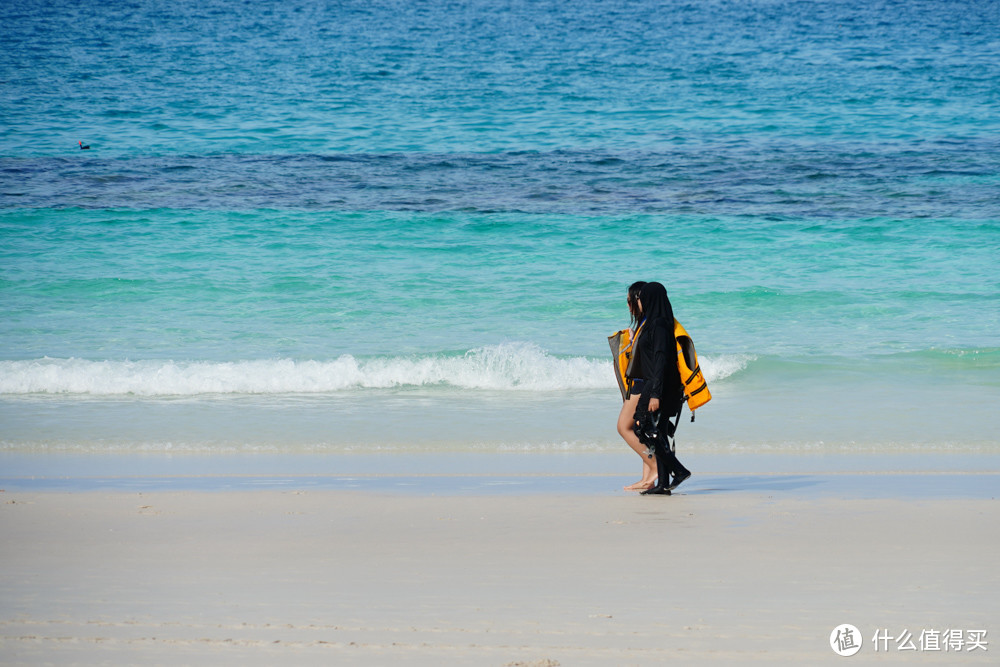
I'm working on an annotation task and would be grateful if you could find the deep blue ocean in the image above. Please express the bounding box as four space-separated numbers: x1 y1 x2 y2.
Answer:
2 0 998 462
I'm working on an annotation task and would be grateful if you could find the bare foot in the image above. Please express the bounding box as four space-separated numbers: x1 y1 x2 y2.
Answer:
624 460 658 491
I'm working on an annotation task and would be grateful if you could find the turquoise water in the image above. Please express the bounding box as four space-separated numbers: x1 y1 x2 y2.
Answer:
2 0 999 459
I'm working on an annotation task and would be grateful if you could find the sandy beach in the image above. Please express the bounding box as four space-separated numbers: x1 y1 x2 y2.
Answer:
6 0 999 664
2 474 997 665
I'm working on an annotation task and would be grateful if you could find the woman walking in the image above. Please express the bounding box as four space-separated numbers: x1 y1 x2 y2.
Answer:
628 281 692 495
616 281 658 491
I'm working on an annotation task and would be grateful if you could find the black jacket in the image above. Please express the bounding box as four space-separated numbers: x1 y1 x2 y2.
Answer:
633 316 683 416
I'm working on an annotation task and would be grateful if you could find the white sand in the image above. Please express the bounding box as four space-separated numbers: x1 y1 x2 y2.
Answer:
1 487 997 665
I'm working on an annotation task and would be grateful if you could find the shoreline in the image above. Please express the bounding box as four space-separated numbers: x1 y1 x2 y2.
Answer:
2 487 997 665
2 471 1000 500
3 449 1000 498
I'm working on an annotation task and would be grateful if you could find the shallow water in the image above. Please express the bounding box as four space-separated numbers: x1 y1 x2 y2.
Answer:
2 0 998 458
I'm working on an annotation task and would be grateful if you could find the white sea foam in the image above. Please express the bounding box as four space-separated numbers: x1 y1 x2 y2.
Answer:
701 353 754 384
0 345 751 396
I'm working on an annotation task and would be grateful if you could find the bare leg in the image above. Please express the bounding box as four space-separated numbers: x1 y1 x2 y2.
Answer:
617 394 657 490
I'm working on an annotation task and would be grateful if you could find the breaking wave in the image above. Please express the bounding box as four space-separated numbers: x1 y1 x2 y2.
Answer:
0 344 752 396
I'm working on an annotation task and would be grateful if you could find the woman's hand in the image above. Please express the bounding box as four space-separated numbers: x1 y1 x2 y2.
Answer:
648 397 659 413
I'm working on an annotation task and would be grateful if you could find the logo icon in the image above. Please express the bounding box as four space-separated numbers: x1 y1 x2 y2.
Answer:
831 624 863 656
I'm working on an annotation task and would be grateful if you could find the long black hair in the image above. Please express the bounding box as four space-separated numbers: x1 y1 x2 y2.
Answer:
627 281 646 329
638 281 674 327
639 281 683 409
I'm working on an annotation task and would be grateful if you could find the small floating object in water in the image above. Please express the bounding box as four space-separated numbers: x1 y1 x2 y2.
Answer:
79 141 90 149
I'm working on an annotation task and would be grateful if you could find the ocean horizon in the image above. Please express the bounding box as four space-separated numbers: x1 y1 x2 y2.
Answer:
2 0 998 471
